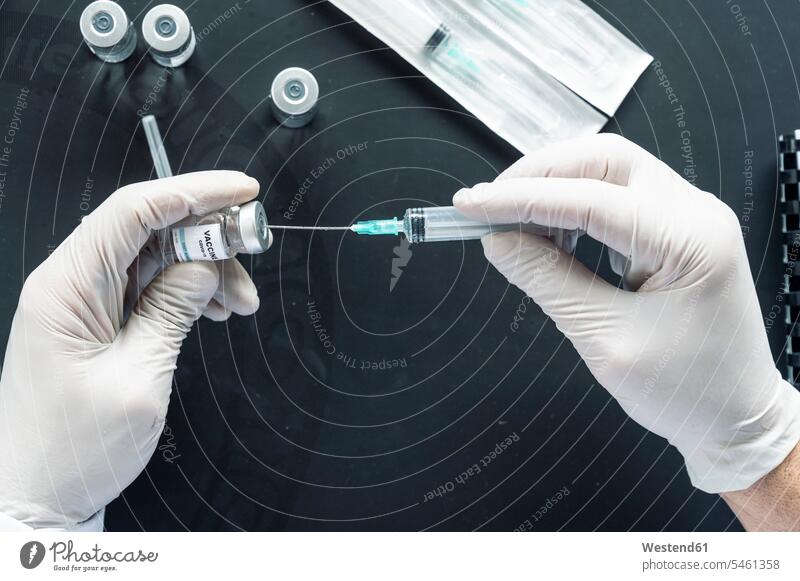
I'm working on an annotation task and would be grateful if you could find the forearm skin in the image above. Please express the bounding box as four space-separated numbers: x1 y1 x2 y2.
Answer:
721 441 800 531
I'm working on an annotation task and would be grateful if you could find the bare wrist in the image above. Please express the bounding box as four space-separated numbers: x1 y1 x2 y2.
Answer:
721 439 800 531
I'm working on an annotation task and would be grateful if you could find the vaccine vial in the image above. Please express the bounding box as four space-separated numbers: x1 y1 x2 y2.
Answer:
142 4 196 68
79 1 137 63
157 201 272 265
270 67 319 128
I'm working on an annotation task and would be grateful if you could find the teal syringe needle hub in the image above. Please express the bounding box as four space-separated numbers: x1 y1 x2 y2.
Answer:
350 218 402 236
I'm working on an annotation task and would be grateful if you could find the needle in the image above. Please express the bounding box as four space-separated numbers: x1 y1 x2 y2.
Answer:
269 219 403 236
268 225 353 231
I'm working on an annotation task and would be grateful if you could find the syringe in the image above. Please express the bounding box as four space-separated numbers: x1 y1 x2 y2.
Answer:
353 206 543 243
271 206 575 246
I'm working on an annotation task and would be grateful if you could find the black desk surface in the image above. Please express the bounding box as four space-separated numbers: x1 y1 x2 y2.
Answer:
0 0 797 531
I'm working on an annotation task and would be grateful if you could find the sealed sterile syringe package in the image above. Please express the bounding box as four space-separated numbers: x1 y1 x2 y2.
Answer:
329 0 607 154
329 0 651 154
457 0 653 116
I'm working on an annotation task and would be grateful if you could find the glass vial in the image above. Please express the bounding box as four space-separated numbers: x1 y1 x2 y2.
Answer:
79 1 137 63
142 4 196 68
156 201 271 266
270 68 319 128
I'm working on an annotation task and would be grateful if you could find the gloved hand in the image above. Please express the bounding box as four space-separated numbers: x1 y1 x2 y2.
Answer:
454 133 800 493
0 171 266 529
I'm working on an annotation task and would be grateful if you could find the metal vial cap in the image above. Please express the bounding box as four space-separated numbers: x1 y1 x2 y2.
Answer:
80 1 130 48
142 4 192 53
238 201 272 254
270 68 319 118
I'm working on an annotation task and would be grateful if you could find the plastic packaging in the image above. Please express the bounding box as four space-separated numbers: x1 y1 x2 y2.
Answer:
329 0 607 154
462 0 652 116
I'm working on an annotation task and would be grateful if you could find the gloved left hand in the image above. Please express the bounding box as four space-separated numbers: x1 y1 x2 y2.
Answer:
0 171 264 530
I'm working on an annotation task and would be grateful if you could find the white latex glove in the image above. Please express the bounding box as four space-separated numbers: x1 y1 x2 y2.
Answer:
0 171 265 529
453 133 800 493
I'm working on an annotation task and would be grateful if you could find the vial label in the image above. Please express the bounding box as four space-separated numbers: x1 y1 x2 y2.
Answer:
172 224 231 262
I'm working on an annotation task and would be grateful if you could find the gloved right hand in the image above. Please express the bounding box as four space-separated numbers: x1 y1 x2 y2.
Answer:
454 133 800 493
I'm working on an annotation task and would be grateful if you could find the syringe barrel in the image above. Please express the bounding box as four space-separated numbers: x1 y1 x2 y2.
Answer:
402 206 550 243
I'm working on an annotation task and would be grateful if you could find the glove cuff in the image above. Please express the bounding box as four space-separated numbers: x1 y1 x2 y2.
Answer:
685 379 800 493
0 508 105 532
0 511 33 531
